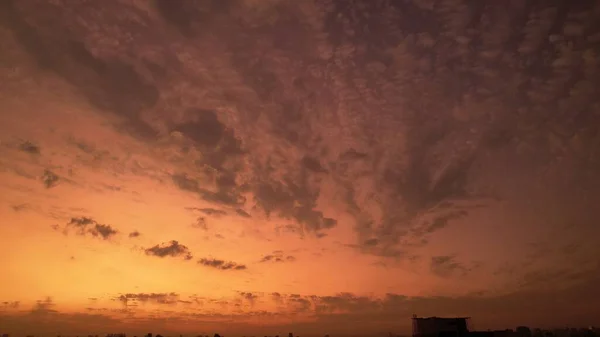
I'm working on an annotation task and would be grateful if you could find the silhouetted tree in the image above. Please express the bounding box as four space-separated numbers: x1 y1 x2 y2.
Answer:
214 334 221 337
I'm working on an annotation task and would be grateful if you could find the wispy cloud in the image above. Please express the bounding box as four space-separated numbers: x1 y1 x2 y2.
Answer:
259 250 296 263
113 293 179 306
53 217 119 240
41 169 59 189
235 208 251 218
198 258 247 270
18 141 40 155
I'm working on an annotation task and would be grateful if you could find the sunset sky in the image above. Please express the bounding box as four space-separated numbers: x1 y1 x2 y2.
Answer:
1 0 600 336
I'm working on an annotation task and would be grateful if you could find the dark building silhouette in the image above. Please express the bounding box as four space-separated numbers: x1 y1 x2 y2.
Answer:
412 315 470 337
469 331 513 337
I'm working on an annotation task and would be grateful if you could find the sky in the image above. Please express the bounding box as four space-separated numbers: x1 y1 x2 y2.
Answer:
1 0 600 336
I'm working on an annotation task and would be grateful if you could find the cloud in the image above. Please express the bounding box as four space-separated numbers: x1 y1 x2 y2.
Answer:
18 141 40 154
144 240 193 260
54 217 119 240
198 258 247 270
252 173 338 235
235 208 251 218
2 3 600 334
1 2 160 140
113 293 179 306
169 109 248 210
172 173 244 207
128 231 141 238
259 250 296 263
93 224 118 239
339 149 368 161
301 156 328 173
238 292 258 306
429 255 469 278
2 301 20 309
192 216 208 230
41 169 59 188
32 297 57 314
11 203 32 212
2 268 600 336
191 208 228 217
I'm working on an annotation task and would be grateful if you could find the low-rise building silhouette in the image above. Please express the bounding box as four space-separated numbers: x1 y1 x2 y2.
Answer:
412 315 471 337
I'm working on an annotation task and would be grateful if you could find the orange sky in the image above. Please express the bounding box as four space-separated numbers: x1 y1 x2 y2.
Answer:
1 0 600 336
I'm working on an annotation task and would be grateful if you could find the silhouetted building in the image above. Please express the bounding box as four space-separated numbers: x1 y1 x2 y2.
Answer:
469 330 513 337
412 315 470 337
516 327 532 337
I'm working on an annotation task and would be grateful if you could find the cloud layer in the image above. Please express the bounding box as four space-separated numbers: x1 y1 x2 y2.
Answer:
1 0 600 335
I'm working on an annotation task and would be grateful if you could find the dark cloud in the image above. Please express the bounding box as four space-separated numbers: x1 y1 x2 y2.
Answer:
18 141 40 154
339 149 368 161
170 109 247 208
235 208 251 218
252 173 337 235
192 217 208 230
0 0 159 140
174 109 227 148
430 255 469 278
238 292 258 306
154 0 231 38
93 224 118 239
301 156 328 173
172 173 244 207
144 240 193 260
259 250 296 263
114 293 179 306
128 231 141 238
11 203 31 212
188 207 228 217
2 301 20 309
42 169 59 189
198 258 247 270
54 217 119 240
275 224 305 238
32 297 57 314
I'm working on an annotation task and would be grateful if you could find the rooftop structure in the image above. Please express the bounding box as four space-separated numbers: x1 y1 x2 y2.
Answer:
412 315 471 337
